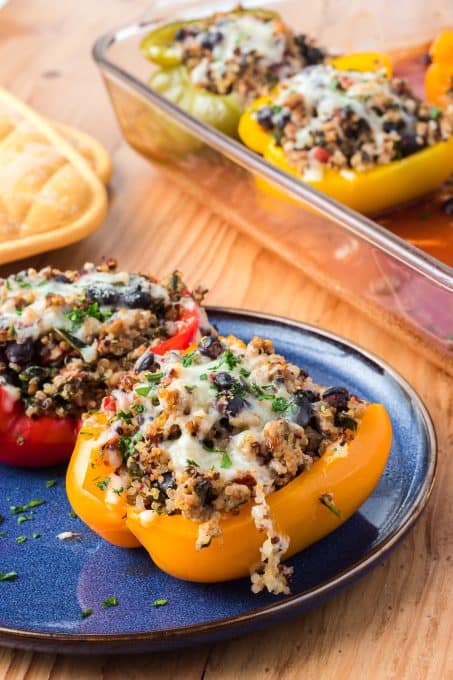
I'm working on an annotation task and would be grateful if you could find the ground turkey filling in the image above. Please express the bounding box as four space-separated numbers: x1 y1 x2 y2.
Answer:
0 260 209 418
254 64 453 178
91 334 367 594
174 7 325 102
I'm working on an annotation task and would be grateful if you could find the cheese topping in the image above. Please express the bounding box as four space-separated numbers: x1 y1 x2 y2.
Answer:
91 334 367 594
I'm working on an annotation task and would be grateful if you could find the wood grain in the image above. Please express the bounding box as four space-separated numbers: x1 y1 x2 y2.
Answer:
0 2 452 679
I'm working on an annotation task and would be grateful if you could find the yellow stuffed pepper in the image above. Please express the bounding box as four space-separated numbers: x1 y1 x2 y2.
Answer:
67 333 392 595
239 63 453 214
425 30 453 108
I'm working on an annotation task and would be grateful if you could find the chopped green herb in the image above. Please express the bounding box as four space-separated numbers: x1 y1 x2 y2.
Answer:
10 499 45 514
135 385 152 397
430 106 441 120
202 443 227 454
45 480 57 488
68 511 77 519
271 397 292 412
87 301 113 323
15 536 27 544
186 459 199 468
131 403 145 414
239 368 251 378
17 515 32 525
319 493 342 518
15 275 32 289
119 436 135 460
145 372 164 383
199 373 208 381
116 410 133 424
152 598 168 608
32 532 41 539
330 78 340 91
15 308 23 316
0 531 7 538
102 596 119 609
112 487 124 495
64 307 86 330
96 477 111 491
0 571 17 581
336 413 357 431
184 385 196 393
220 452 233 469
80 608 93 619
182 352 196 367
5 279 11 290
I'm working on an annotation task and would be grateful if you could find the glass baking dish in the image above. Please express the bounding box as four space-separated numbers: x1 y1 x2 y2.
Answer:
93 0 453 375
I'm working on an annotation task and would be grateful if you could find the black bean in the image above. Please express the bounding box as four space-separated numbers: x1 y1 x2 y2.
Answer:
275 110 291 129
85 285 120 306
305 426 325 454
194 479 215 507
442 197 453 216
382 120 406 133
305 45 325 65
120 286 152 309
322 386 349 411
399 134 425 157
134 350 158 373
256 106 274 130
335 413 358 430
213 372 233 390
199 336 224 359
175 27 188 41
5 340 35 365
295 389 318 403
294 393 314 427
167 424 182 440
216 394 248 416
53 273 71 283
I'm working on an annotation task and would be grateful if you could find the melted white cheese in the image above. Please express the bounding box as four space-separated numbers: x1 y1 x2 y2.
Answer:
191 15 286 85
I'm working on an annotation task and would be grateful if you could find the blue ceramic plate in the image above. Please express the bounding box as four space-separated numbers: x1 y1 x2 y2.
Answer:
0 309 436 654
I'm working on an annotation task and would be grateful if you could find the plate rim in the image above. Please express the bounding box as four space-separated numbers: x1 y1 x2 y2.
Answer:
0 307 437 649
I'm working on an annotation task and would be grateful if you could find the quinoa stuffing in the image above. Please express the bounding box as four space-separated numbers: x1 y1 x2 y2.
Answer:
89 334 367 594
172 6 325 103
0 260 211 419
253 64 453 178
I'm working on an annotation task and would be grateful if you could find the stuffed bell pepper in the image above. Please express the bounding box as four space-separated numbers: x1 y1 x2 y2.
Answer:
141 6 326 138
0 260 210 467
67 334 392 594
239 64 453 214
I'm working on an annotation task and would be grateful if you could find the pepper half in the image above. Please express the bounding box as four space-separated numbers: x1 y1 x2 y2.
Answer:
141 8 280 138
239 94 453 215
67 403 391 582
0 305 200 468
425 30 453 108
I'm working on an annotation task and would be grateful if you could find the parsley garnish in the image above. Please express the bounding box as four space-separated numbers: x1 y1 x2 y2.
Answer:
68 511 77 519
319 493 342 518
33 533 41 539
145 372 164 383
199 373 208 381
0 571 17 581
240 368 251 378
186 459 199 468
116 410 133 424
10 499 45 514
220 452 233 469
135 385 152 397
184 385 196 393
80 608 93 618
46 480 57 488
15 535 27 544
202 443 227 454
271 397 292 412
96 477 110 491
102 596 119 609
182 352 196 367
119 437 135 460
152 598 168 608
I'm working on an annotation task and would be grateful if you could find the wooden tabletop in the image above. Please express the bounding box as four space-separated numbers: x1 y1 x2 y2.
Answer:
0 2 452 678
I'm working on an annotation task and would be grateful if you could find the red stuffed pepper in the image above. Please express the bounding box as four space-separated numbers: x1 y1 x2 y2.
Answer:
0 260 209 467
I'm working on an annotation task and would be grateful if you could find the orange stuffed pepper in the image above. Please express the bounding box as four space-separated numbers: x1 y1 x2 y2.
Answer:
67 334 392 594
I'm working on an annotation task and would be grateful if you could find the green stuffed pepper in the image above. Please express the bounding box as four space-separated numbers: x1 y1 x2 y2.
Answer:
141 6 326 139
